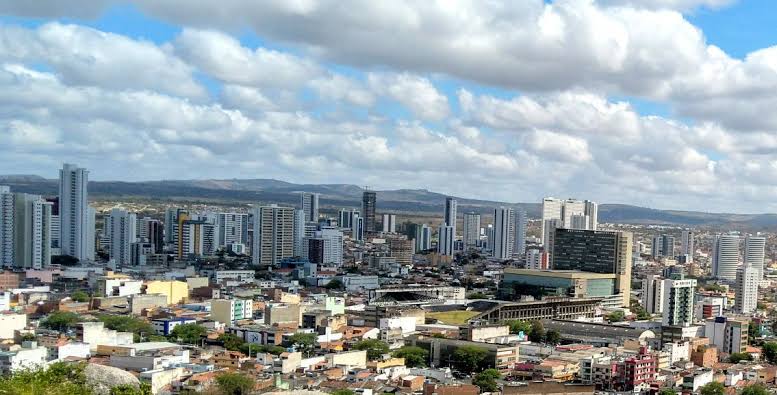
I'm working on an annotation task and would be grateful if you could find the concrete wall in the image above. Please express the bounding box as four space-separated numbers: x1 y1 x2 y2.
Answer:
0 314 26 339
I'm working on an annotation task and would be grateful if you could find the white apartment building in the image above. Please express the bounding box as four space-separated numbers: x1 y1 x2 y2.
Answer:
105 208 137 266
735 264 759 314
59 163 93 260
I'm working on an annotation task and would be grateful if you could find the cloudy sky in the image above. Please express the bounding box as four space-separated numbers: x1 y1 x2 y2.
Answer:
2 0 777 213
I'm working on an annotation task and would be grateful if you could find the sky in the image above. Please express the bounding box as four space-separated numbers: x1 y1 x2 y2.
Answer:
2 0 777 213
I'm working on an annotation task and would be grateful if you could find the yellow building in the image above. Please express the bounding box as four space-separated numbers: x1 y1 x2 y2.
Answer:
144 281 189 304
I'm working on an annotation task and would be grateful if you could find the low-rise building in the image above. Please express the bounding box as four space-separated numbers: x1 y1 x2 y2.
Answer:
410 336 519 372
0 342 47 374
144 281 188 304
152 318 197 336
210 299 252 325
77 322 134 351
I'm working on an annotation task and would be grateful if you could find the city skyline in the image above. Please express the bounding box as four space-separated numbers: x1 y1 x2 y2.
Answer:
2 1 777 213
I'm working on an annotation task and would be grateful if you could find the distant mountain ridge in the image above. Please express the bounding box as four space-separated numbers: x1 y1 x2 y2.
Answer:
0 175 772 227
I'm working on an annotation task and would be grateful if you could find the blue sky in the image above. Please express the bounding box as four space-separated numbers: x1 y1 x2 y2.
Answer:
2 0 777 213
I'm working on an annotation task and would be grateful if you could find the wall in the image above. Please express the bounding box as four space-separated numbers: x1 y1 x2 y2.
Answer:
0 314 26 339
327 350 367 369
145 281 188 304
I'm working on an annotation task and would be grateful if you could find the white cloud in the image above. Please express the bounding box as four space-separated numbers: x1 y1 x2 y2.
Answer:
174 28 320 89
368 72 449 121
0 23 204 98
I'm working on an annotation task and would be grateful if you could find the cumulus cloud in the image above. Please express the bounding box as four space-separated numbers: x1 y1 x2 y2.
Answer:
6 1 777 212
0 23 204 98
368 72 449 121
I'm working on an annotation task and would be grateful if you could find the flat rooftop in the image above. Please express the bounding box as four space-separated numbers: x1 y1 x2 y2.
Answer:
503 269 616 279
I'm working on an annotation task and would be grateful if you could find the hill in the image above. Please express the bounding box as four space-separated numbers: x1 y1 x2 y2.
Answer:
0 175 771 227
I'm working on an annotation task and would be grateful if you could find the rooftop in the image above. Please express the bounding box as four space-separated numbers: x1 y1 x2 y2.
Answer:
503 268 616 279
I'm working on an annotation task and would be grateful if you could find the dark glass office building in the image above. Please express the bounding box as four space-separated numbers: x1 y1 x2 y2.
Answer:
362 191 377 233
549 228 633 307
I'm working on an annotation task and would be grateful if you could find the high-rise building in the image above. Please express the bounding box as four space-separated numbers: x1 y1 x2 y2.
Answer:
351 214 364 242
570 214 590 230
744 235 766 279
541 198 563 246
0 189 52 269
362 191 376 233
541 197 598 244
661 276 697 327
137 217 163 253
514 209 527 255
338 209 358 229
0 186 12 266
444 197 457 233
217 213 249 249
45 197 59 254
59 163 92 260
381 214 396 233
651 235 675 259
681 230 695 262
549 228 633 307
105 208 137 266
293 209 305 257
712 234 740 281
641 275 664 315
542 218 563 250
299 192 320 223
561 199 585 229
492 207 515 260
164 208 188 246
735 264 759 314
584 200 598 230
462 213 481 248
413 224 431 252
252 205 295 267
175 212 218 259
302 226 343 265
437 225 455 256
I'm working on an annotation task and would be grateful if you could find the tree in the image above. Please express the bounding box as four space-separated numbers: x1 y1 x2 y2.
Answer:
730 352 753 363
110 383 152 395
468 292 487 299
472 369 500 393
286 332 318 357
658 389 677 395
704 283 725 293
240 343 286 356
170 323 207 344
0 362 92 395
545 330 561 346
607 311 625 322
41 311 82 331
763 342 777 364
354 339 389 360
215 372 254 395
453 345 488 373
528 321 545 343
20 333 37 342
699 382 725 395
507 320 532 336
218 333 245 351
98 315 155 342
392 346 428 368
741 384 769 395
70 290 89 303
325 279 343 289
